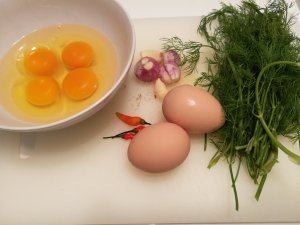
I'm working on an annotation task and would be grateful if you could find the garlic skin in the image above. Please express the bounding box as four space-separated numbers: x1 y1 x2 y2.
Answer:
154 78 168 100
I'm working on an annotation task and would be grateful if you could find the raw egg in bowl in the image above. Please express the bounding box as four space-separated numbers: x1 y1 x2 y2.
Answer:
0 0 135 132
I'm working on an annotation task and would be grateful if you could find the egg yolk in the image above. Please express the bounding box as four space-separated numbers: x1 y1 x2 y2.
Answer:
24 48 58 76
62 68 98 100
26 76 60 106
61 41 94 69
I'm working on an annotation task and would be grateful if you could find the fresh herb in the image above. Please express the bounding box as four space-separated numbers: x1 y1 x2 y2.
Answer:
162 0 300 210
161 37 212 75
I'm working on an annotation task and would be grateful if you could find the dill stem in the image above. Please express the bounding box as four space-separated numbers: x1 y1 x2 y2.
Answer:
227 56 243 100
229 162 239 210
298 107 300 150
255 61 300 163
255 174 267 200
256 135 268 166
257 114 300 163
268 92 276 127
204 133 208 151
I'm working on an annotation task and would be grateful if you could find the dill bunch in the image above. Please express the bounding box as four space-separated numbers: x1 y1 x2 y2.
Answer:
162 0 300 210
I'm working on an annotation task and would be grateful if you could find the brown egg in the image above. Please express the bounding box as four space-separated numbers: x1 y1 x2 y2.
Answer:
127 122 190 173
162 84 225 134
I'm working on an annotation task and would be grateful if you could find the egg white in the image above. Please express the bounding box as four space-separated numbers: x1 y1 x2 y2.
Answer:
0 24 117 124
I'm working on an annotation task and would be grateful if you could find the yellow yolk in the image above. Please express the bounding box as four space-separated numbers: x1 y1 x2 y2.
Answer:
61 41 94 69
62 68 98 100
0 24 117 123
26 76 60 106
24 48 58 76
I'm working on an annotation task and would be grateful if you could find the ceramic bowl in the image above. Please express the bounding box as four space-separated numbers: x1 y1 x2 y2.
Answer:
0 0 135 132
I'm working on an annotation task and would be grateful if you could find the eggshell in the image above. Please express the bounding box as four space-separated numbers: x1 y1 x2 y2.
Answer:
127 122 190 173
162 84 225 134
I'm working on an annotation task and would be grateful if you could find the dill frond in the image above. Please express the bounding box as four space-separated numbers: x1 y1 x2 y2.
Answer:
161 0 300 210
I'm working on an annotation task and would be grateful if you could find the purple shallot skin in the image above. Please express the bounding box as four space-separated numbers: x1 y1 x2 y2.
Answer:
134 56 160 82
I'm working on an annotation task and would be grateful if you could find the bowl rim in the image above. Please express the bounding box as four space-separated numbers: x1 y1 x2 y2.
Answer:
0 0 136 132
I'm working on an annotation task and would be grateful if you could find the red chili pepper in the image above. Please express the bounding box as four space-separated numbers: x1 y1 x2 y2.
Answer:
123 133 136 140
134 125 145 132
102 125 145 140
115 112 151 126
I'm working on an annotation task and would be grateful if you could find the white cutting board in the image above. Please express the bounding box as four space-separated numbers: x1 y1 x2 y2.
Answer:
0 17 299 225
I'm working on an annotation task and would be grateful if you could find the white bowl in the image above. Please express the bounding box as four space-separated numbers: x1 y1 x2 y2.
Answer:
0 0 135 132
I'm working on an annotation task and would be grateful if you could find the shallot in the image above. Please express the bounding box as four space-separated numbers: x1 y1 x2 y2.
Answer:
163 50 181 65
159 51 181 84
159 63 181 84
134 57 160 82
134 50 181 84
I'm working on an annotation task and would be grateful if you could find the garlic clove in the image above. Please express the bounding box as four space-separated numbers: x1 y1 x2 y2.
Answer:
154 78 168 100
140 50 162 62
